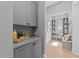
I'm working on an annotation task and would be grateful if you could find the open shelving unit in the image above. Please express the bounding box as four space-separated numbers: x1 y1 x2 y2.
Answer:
63 18 69 36
52 20 56 35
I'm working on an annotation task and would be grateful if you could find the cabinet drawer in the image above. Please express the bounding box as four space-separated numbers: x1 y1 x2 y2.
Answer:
62 42 72 50
14 43 33 52
14 43 34 58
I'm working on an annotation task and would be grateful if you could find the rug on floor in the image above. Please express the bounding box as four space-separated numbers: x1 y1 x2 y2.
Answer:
51 41 62 49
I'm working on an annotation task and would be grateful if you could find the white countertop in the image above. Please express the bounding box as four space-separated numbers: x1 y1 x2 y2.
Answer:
14 36 42 49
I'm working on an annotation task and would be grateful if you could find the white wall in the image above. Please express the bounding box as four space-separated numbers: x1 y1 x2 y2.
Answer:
35 1 45 57
47 1 72 15
72 2 79 56
0 2 13 57
45 15 52 42
45 1 60 8
35 2 45 38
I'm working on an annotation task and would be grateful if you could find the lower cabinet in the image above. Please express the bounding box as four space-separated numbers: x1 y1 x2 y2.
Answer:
14 43 33 58
34 39 42 58
62 41 72 50
14 39 42 58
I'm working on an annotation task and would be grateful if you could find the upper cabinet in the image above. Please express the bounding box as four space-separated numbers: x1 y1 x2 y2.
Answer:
13 1 37 26
30 2 37 26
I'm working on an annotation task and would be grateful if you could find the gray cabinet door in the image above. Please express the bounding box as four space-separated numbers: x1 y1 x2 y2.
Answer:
26 1 31 26
14 43 33 58
14 39 42 58
30 2 37 26
34 39 42 58
13 1 26 25
13 1 37 26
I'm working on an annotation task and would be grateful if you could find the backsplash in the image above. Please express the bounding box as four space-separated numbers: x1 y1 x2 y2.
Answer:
13 24 36 36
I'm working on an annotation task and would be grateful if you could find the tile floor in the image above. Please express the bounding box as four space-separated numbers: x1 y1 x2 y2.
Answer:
45 39 79 58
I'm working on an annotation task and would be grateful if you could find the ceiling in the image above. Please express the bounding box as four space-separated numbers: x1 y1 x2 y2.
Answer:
45 1 60 8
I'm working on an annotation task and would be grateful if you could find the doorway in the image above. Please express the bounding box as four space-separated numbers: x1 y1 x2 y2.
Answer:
45 1 79 58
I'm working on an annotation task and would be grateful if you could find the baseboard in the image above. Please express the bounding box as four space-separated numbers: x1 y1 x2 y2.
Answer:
43 54 47 58
72 50 79 56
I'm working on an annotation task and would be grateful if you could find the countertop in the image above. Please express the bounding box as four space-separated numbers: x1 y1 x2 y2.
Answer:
13 36 42 49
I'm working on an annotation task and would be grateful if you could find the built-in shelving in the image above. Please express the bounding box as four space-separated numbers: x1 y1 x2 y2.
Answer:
52 20 56 35
63 18 69 36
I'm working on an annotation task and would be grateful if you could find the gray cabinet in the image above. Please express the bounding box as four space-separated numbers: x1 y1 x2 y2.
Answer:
30 2 37 26
13 1 37 26
62 41 72 50
14 43 33 58
14 39 42 58
13 2 26 25
34 39 42 58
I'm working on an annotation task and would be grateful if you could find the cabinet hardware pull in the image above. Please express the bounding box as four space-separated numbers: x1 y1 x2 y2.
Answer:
26 23 30 25
32 43 36 45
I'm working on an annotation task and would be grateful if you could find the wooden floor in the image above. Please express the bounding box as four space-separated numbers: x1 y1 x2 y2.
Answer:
45 40 79 58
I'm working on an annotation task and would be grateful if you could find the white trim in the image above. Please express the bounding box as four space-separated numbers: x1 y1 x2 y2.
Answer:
73 1 79 5
43 54 47 58
47 11 69 17
72 50 79 56
46 1 60 8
